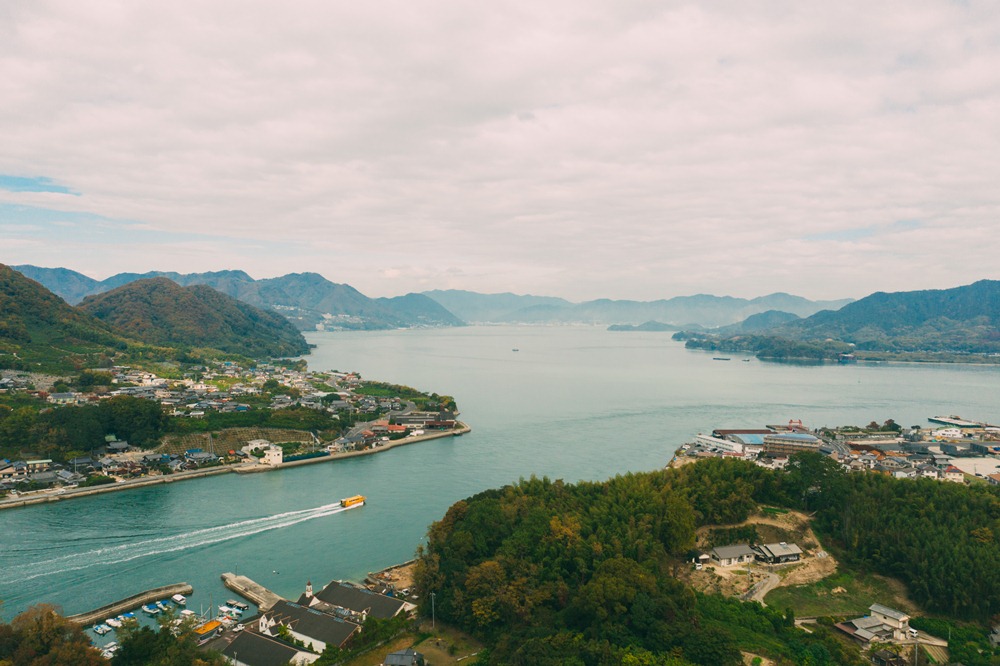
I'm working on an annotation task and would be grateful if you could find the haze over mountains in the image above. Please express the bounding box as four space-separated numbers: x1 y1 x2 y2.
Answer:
15 265 854 331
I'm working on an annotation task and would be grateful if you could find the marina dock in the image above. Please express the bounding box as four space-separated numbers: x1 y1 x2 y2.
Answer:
66 583 193 626
220 572 283 611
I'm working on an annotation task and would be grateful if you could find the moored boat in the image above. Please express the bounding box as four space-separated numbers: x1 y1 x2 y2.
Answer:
155 600 169 612
228 600 249 611
94 624 112 636
105 617 122 628
171 593 187 605
141 604 160 615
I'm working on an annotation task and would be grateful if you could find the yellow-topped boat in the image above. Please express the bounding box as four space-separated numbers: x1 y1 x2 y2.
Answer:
341 495 366 508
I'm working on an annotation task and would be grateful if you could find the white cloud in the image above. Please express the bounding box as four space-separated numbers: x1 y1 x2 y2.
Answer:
1 0 999 300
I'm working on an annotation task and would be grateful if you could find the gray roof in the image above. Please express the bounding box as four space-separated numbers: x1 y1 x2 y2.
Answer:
710 544 756 560
314 580 407 619
222 631 301 666
870 603 909 621
385 648 425 666
758 542 802 558
265 600 359 648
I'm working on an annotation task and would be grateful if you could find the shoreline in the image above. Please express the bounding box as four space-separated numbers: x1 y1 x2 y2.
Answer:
0 422 471 512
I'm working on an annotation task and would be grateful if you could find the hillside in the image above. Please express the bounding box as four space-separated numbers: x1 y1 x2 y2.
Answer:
424 289 851 327
78 278 310 358
683 280 1000 359
778 280 1000 352
0 263 127 372
15 266 465 331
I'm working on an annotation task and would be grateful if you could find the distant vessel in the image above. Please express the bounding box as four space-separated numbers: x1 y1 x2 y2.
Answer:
512 348 519 352
929 415 983 428
341 495 366 508
712 357 731 361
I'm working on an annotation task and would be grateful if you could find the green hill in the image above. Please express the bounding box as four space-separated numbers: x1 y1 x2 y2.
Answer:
79 278 310 358
778 280 1000 352
0 263 126 372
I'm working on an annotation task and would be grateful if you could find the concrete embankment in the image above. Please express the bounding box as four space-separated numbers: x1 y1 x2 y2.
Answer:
234 421 473 474
220 573 283 611
66 583 193 626
0 423 471 510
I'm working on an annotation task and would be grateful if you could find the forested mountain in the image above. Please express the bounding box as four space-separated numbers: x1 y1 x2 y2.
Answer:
778 280 1000 352
13 266 465 331
423 289 851 327
683 280 1000 358
416 455 1000 665
0 263 127 372
78 278 310 358
715 310 801 334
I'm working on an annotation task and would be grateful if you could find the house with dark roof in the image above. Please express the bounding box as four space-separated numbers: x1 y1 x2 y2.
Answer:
258 600 360 653
709 544 756 567
221 630 318 666
303 580 412 620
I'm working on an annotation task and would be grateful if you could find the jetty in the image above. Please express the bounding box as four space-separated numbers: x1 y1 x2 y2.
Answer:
220 572 282 611
66 583 193 626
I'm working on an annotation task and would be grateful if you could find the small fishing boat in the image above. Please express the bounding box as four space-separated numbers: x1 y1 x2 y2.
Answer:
218 605 237 616
156 600 170 612
141 604 160 615
179 609 197 619
171 593 187 605
121 612 136 620
94 624 112 636
228 600 249 611
105 617 122 628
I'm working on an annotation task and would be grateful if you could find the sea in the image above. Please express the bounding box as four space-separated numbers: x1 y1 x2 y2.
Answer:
2 325 1000 628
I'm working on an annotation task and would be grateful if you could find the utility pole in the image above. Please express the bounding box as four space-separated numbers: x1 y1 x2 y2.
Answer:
431 592 436 630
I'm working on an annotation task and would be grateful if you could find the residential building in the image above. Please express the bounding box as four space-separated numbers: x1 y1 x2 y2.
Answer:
709 544 756 567
754 542 802 564
258 600 360 653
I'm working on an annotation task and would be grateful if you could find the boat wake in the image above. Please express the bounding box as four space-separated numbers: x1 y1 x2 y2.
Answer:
8 501 350 583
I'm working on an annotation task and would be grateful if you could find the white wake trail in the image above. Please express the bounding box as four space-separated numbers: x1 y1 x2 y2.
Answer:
11 501 351 582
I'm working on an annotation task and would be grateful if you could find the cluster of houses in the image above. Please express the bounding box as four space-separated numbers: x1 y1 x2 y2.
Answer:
679 418 996 484
207 580 418 666
702 541 804 568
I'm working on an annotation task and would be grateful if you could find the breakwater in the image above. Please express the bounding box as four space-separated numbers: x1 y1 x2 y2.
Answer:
66 583 193 626
221 573 282 611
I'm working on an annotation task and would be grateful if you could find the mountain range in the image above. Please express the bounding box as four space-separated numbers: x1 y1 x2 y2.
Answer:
79 278 310 358
422 289 852 327
13 266 462 331
0 265 312 372
15 266 854 330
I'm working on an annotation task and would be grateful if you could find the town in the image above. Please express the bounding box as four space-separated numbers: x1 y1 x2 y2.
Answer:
0 362 467 506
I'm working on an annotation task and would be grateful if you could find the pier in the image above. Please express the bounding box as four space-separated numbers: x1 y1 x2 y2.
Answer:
66 583 193 626
220 572 283 611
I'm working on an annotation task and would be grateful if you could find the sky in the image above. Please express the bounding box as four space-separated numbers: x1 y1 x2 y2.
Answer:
1 1 999 302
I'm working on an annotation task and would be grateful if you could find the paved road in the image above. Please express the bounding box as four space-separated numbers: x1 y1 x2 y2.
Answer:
750 572 781 604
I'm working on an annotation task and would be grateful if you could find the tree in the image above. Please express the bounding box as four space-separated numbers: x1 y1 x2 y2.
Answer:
0 604 105 666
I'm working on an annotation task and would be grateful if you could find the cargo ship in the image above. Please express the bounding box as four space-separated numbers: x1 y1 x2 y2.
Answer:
340 495 366 508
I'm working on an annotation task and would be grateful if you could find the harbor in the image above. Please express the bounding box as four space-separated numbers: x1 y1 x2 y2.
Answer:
66 583 193 626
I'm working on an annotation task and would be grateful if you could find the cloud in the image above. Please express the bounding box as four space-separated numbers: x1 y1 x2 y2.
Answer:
1 0 999 300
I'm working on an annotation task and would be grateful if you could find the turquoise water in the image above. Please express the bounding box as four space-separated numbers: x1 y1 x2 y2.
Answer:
3 326 1000 621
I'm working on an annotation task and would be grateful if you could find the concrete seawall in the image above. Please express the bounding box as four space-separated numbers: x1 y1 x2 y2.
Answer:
66 583 193 626
220 573 283 611
0 423 471 511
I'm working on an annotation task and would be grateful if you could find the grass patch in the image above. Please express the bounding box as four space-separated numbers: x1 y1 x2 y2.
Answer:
764 571 916 618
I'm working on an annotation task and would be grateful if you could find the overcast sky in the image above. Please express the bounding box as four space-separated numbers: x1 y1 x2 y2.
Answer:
1 0 998 302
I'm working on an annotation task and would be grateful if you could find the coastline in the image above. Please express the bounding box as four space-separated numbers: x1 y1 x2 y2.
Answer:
0 422 471 512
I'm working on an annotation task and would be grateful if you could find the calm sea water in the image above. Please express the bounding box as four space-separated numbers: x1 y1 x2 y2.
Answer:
3 326 1000 622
